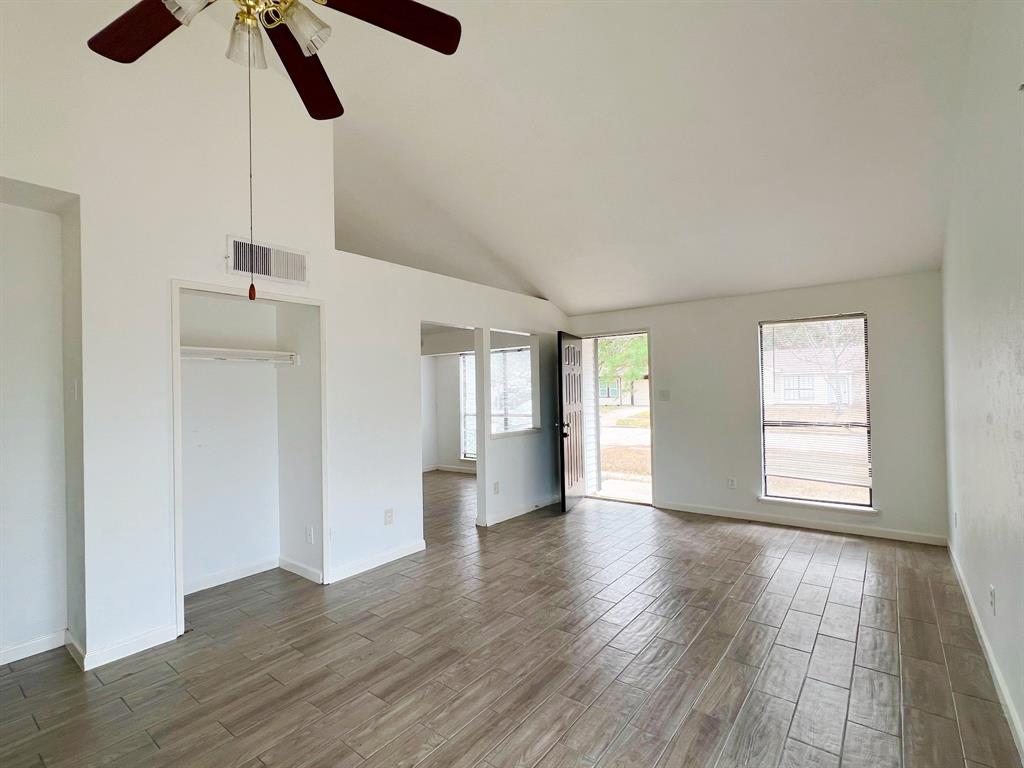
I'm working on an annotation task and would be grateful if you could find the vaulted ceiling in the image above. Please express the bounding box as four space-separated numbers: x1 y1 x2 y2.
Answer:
329 1 974 315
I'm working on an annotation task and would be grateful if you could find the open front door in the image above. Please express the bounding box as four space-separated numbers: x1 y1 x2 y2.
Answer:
558 331 585 512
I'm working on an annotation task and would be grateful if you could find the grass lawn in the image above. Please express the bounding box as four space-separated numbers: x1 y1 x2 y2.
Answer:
601 445 651 477
615 415 650 427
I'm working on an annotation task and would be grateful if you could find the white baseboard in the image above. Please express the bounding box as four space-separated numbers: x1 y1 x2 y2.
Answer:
279 556 322 584
949 551 1024 758
653 500 947 546
0 630 67 665
79 624 178 671
328 539 426 583
485 495 561 526
65 630 86 670
430 464 476 475
184 558 280 595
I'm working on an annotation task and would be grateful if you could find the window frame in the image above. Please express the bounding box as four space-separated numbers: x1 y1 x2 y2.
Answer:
757 312 872 508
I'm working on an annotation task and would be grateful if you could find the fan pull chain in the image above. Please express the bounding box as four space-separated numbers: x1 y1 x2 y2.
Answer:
247 20 256 301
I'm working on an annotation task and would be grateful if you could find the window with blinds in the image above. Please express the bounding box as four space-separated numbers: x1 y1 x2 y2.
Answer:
459 346 535 459
459 352 476 460
490 346 534 434
759 314 871 506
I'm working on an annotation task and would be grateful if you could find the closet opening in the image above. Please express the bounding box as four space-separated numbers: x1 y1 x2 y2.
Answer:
171 284 327 635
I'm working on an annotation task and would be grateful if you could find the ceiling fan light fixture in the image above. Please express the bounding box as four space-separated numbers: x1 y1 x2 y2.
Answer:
283 2 332 57
161 0 210 25
226 14 268 69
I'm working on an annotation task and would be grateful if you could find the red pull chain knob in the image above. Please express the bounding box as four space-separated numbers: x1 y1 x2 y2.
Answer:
248 281 256 301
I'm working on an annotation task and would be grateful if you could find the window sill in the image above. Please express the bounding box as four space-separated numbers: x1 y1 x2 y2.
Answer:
757 495 878 516
489 427 543 440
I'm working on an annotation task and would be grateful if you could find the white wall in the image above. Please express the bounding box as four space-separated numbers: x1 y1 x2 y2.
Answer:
180 293 281 594
942 0 1024 748
0 203 68 659
420 356 439 471
181 362 280 593
570 271 948 543
276 302 324 580
0 2 565 665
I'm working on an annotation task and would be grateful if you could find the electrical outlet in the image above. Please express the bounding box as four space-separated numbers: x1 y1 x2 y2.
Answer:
493 481 500 495
727 477 737 490
384 508 395 526
305 525 314 544
989 585 996 615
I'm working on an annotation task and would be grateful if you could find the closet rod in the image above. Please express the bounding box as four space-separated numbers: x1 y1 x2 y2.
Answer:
180 346 298 366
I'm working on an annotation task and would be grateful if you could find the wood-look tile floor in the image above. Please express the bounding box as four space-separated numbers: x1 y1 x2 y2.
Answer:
2 470 1020 768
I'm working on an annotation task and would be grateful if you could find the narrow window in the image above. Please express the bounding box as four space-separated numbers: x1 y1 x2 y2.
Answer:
459 352 476 459
759 315 871 506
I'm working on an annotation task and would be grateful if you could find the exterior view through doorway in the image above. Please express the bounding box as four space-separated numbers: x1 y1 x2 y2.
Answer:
583 332 653 504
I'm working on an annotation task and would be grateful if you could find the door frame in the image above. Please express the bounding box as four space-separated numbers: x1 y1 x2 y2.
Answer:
170 279 329 637
579 328 655 505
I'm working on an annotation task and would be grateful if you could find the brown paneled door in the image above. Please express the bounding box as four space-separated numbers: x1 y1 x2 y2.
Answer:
558 331 586 513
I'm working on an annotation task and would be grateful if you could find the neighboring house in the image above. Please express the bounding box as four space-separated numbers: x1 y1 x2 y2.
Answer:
761 346 867 423
599 376 650 406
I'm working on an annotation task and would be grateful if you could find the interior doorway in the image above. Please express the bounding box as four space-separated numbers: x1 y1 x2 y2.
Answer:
583 332 653 504
420 322 481 541
421 322 544 530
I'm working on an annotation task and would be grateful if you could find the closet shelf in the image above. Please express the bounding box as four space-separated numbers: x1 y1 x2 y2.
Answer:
180 346 298 365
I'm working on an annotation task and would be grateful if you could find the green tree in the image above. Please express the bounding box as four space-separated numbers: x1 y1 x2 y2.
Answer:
598 335 648 402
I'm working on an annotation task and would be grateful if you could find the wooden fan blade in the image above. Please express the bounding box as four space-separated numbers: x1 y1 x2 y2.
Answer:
317 0 461 55
88 0 187 63
265 25 344 120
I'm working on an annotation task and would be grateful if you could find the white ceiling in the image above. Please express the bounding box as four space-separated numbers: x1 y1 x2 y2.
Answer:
327 1 973 315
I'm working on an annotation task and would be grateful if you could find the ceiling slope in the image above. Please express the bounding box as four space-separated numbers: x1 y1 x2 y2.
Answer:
329 0 974 314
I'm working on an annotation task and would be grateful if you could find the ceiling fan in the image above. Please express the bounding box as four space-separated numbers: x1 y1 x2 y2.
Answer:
88 0 462 120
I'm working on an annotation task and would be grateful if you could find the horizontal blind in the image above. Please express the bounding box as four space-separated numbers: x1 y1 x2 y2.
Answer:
760 315 871 506
460 353 476 459
491 347 533 433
